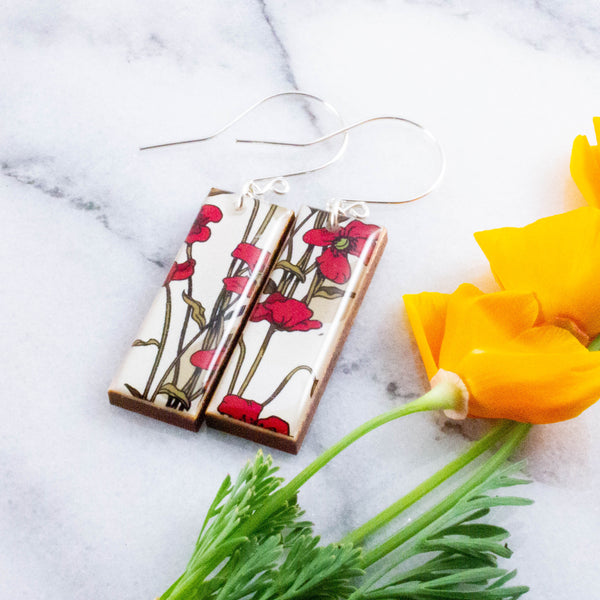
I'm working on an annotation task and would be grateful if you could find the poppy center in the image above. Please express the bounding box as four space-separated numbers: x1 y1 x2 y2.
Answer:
334 237 350 250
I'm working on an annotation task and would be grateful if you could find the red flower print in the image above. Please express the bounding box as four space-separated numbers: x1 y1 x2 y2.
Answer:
303 220 380 284
185 204 223 244
217 394 263 423
250 292 322 332
256 415 290 435
232 243 271 272
164 259 196 285
190 347 226 371
223 276 255 296
217 394 290 435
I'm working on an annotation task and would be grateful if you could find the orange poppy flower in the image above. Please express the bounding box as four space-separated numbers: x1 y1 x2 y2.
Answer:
404 283 600 424
474 207 600 343
570 117 600 208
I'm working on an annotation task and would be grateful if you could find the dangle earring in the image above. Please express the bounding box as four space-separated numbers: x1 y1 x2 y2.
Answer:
108 92 348 431
203 116 446 453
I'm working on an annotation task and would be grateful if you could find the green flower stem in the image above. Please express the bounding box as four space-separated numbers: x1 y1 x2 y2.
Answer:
174 384 463 593
360 421 531 569
340 419 515 547
238 383 462 541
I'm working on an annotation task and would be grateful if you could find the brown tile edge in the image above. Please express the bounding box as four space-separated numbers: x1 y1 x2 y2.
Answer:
109 390 200 431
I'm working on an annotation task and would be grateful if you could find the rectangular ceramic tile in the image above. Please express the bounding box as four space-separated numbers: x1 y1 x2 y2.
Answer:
205 205 387 453
109 188 294 431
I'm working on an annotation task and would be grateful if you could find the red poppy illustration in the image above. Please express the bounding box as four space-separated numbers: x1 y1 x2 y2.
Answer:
217 394 290 435
232 243 271 272
190 347 226 371
185 204 223 244
223 276 255 296
256 415 290 435
164 259 196 285
250 292 322 332
303 220 380 284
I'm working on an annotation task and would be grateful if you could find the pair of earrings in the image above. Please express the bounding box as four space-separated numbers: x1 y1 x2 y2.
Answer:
108 92 444 453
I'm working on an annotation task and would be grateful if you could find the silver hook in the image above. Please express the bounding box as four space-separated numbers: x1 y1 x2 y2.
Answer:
237 115 446 207
139 91 349 191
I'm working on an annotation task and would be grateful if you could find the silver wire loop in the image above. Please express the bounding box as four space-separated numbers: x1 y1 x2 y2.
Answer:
235 177 291 211
326 199 370 231
237 115 446 206
139 91 349 186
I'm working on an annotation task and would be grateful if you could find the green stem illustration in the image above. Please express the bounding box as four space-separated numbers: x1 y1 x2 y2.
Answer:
143 284 172 399
150 294 238 403
284 211 328 297
172 246 194 394
261 365 313 407
237 326 276 396
251 205 277 245
227 336 246 395
304 270 323 305
240 197 260 245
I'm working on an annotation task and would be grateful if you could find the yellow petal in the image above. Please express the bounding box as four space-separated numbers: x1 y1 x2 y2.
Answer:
475 207 600 338
458 325 600 423
403 292 449 379
439 284 539 371
571 133 600 208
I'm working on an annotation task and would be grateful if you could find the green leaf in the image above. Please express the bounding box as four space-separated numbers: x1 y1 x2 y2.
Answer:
275 260 306 282
313 285 346 300
422 537 514 559
124 383 143 398
182 292 206 328
433 524 510 541
158 383 190 409
254 534 362 600
356 459 533 600
132 338 160 347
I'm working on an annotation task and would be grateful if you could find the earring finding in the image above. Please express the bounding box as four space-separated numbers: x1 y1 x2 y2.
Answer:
140 91 350 202
237 114 446 227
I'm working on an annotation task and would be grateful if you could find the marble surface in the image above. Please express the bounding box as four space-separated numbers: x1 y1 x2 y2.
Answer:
2 1 600 598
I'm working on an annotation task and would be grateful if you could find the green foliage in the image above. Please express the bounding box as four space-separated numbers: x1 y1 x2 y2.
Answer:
354 461 532 600
158 449 532 600
160 450 362 600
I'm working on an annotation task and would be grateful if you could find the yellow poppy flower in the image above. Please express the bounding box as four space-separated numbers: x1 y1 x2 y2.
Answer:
474 207 600 342
404 283 600 424
571 117 600 208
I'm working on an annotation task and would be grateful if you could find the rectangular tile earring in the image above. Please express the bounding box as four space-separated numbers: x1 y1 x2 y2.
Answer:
204 205 387 453
108 188 294 431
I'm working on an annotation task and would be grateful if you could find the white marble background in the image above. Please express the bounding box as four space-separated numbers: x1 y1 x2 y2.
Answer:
2 1 600 598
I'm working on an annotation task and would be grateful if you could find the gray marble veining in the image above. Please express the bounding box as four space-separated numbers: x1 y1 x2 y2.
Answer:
2 1 600 598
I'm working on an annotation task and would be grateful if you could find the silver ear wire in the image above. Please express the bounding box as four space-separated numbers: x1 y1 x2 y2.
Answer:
235 177 290 211
237 115 446 207
326 199 370 231
139 91 349 200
